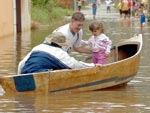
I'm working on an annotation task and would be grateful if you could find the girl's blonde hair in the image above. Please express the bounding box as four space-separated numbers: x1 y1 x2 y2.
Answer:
89 21 104 33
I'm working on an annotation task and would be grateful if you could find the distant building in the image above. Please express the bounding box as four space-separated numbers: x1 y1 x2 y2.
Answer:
59 0 74 9
0 0 31 38
59 0 78 10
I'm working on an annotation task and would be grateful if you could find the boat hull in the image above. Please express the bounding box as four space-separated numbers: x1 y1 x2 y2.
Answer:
0 34 142 94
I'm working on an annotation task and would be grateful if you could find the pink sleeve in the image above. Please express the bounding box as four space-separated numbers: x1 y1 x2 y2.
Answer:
105 39 112 54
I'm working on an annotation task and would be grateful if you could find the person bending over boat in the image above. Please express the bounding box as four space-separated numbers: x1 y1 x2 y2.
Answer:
18 32 101 74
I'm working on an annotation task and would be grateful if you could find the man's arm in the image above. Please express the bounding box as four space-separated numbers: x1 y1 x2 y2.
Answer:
73 46 92 54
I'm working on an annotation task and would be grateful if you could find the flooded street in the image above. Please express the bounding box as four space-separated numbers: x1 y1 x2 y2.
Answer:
0 3 150 113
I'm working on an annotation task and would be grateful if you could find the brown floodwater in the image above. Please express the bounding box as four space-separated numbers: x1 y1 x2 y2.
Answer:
0 18 150 113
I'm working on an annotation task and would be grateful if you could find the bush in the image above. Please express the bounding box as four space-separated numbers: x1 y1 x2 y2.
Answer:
31 0 73 25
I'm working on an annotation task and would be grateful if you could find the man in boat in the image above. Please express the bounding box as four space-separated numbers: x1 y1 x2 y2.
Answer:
18 32 101 74
53 12 92 54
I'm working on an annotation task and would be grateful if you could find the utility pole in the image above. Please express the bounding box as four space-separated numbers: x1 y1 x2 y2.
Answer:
147 0 150 21
73 0 77 11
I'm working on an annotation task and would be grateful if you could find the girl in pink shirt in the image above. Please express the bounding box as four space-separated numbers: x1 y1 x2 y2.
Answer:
83 21 112 64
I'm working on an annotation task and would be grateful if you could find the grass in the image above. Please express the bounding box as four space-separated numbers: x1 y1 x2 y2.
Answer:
31 6 49 24
31 5 74 29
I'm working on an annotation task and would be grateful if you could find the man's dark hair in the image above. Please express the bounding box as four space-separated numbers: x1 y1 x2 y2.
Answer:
71 12 85 21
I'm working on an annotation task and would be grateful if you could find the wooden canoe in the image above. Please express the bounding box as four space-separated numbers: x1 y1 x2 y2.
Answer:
0 34 143 94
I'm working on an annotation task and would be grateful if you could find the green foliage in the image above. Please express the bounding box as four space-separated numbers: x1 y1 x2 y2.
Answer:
53 0 60 6
31 0 73 24
31 0 60 8
48 7 73 21
31 5 50 24
32 0 51 7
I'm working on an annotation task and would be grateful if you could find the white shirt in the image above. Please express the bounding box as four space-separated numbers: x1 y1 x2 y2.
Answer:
53 24 83 52
18 44 95 74
105 0 112 7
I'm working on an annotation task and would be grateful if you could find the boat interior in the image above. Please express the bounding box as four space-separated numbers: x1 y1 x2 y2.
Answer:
83 43 139 64
117 44 138 60
86 44 139 64
107 44 138 63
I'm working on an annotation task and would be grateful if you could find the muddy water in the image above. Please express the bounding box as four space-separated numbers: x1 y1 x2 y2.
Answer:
0 18 150 113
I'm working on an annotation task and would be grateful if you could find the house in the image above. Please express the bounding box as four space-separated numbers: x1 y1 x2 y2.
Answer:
0 0 31 38
59 0 75 9
0 0 31 71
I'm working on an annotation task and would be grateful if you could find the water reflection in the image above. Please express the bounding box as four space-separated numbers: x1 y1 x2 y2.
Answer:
0 85 149 113
0 18 150 112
